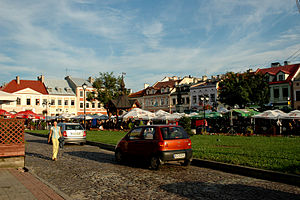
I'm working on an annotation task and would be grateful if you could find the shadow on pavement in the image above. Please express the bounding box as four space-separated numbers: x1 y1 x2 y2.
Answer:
26 139 48 144
65 151 116 164
26 152 52 160
160 181 300 200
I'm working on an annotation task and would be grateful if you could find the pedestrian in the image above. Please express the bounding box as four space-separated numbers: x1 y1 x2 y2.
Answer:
48 121 62 161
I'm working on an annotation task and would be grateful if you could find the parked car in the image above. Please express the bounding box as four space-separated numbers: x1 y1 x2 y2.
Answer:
48 123 86 145
115 125 192 169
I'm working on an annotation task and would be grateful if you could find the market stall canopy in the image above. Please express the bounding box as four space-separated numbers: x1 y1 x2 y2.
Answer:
190 112 222 119
0 109 13 117
232 109 260 117
154 110 173 120
286 110 300 119
252 110 288 119
13 110 44 119
123 108 155 120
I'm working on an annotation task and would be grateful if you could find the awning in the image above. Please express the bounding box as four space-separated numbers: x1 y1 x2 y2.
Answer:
0 91 17 101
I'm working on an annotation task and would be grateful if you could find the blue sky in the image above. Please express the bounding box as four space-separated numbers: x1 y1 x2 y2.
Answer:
0 0 300 92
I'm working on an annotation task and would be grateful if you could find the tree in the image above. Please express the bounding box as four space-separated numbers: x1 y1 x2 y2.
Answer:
219 71 269 108
92 72 123 117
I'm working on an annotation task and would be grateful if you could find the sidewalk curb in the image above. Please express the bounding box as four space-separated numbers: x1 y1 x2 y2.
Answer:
24 166 72 200
26 132 300 187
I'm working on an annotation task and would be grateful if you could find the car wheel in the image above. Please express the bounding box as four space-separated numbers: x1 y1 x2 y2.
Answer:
115 149 123 163
182 159 192 166
149 156 161 170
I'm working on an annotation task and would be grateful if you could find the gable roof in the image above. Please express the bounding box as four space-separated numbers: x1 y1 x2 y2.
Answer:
44 79 75 95
153 80 179 89
67 76 93 87
128 89 146 98
110 95 138 109
256 63 300 84
1 80 48 94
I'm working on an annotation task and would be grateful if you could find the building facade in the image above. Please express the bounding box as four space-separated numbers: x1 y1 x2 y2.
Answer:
190 81 219 111
256 62 300 108
44 78 77 116
0 76 48 114
65 76 107 115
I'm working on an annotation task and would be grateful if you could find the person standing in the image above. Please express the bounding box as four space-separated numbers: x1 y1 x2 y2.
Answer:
48 121 62 161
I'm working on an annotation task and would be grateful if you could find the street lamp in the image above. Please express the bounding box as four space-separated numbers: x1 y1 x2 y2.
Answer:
82 83 87 130
200 96 209 133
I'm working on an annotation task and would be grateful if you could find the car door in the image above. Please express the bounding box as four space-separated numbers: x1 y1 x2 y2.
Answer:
126 127 143 156
138 127 158 158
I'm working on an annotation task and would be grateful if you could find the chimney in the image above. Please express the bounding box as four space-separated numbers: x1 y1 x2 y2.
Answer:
144 83 149 89
88 76 94 84
38 75 44 83
16 76 20 84
284 61 290 66
271 62 281 68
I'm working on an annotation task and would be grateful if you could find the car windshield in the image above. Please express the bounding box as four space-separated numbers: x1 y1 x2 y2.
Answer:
65 124 83 130
160 127 189 140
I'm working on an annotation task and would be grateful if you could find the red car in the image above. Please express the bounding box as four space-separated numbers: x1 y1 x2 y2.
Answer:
115 125 192 169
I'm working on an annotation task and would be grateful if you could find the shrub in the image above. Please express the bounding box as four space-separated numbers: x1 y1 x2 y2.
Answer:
178 116 193 136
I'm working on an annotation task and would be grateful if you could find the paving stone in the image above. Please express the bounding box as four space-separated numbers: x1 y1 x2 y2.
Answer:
25 133 300 200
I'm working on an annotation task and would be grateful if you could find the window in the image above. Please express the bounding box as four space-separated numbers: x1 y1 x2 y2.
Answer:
193 96 196 104
210 94 215 102
36 99 40 105
161 98 164 105
143 127 155 140
128 127 143 140
26 98 31 105
80 103 83 108
51 99 55 105
86 102 89 108
71 100 75 106
160 127 189 140
166 98 169 105
65 100 68 105
282 88 288 98
296 91 300 101
58 100 62 105
274 88 279 98
172 98 176 105
186 97 190 104
43 99 47 104
80 91 83 97
278 74 284 81
98 103 101 108
92 102 95 108
17 97 21 105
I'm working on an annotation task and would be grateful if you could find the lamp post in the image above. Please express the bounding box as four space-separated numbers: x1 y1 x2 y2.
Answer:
42 100 51 129
200 96 209 133
82 83 87 130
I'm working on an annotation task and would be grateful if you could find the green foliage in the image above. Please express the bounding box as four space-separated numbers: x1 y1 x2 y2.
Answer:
219 72 269 108
93 72 123 115
178 116 193 136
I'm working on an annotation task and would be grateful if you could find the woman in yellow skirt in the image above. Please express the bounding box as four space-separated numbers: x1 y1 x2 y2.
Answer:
48 121 62 161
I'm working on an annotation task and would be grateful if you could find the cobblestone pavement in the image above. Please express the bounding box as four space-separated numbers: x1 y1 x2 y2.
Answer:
25 133 300 200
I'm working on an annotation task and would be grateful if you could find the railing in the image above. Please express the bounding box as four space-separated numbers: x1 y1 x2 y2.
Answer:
0 119 25 157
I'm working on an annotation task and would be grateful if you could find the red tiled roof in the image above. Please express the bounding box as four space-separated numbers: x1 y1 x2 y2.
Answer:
128 89 146 98
256 63 300 84
153 80 178 89
1 80 48 94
